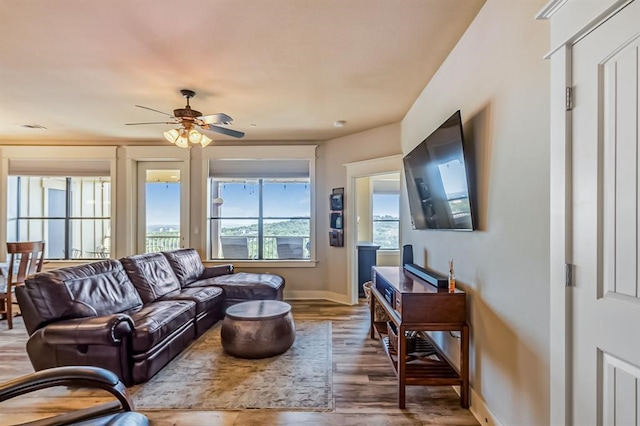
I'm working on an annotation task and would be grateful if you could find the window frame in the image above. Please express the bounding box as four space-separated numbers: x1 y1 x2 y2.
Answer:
0 146 118 262
136 161 189 255
9 176 111 260
208 177 311 260
371 192 400 250
200 145 317 267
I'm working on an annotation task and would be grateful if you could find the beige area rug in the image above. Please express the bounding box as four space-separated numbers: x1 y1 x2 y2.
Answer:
131 321 333 411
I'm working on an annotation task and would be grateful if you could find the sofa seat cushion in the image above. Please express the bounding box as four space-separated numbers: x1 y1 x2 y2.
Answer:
189 272 285 300
120 253 181 303
127 300 195 353
160 286 224 316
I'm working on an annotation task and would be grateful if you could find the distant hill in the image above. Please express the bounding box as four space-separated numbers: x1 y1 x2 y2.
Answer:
223 219 309 236
147 225 180 234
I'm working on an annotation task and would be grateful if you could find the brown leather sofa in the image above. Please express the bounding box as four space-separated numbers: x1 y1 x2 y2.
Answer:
15 248 285 386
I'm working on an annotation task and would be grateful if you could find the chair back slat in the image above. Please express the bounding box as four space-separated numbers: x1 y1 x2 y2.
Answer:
6 241 46 286
2 241 45 329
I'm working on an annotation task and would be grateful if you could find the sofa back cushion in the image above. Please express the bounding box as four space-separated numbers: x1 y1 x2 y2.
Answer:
162 248 205 287
24 259 142 327
120 252 181 303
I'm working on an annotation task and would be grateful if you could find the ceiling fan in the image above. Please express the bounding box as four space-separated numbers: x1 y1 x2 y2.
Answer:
126 89 244 148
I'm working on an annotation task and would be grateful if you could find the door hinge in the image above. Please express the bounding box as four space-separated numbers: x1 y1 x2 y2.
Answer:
565 87 573 111
565 263 574 287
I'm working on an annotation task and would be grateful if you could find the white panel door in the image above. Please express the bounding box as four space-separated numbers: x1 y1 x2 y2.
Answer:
571 2 640 424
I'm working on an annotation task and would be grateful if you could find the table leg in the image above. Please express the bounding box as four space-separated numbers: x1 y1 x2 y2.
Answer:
398 323 406 409
370 293 376 339
460 323 470 408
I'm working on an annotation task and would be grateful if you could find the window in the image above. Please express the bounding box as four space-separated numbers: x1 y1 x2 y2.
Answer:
7 176 111 260
372 174 400 250
204 146 316 262
137 163 187 255
208 177 311 260
207 154 315 260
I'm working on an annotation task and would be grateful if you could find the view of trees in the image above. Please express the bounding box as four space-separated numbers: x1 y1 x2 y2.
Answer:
147 216 398 256
220 219 310 237
373 215 400 249
146 225 180 252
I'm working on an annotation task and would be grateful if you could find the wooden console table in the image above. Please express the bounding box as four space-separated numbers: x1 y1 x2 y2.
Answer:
369 266 469 409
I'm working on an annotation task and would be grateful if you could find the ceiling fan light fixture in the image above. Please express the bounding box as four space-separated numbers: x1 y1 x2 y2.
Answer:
163 128 180 144
131 89 244 147
164 127 206 149
188 128 203 144
175 135 189 149
199 134 212 148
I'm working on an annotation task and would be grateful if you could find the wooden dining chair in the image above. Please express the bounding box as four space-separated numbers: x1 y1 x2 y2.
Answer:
1 241 45 329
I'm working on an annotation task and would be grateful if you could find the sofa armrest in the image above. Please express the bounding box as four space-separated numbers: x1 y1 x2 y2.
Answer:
41 314 134 346
201 264 234 279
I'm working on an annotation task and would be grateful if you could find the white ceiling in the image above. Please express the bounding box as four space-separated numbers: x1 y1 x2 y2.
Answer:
0 0 484 144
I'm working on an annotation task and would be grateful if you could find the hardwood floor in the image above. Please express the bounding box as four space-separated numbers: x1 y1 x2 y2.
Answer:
0 300 478 426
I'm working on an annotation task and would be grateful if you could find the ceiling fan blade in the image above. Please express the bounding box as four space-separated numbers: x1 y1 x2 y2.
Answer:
203 124 245 138
134 105 175 117
125 121 178 126
198 113 233 125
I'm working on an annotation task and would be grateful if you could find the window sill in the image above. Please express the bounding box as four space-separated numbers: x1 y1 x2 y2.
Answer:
205 259 318 268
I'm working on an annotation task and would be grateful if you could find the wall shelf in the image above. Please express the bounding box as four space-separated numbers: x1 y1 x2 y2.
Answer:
329 187 344 247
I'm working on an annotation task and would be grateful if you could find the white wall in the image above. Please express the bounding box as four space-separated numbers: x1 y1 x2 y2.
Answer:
308 123 401 298
401 1 550 424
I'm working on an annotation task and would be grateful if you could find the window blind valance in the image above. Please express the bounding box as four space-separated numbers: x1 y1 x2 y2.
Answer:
8 159 111 177
208 159 309 178
372 177 400 194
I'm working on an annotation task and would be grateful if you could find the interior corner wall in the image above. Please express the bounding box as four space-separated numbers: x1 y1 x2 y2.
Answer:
245 125 400 300
320 123 401 297
401 1 550 424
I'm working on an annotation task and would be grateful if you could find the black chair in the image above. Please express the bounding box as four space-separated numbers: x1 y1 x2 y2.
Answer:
0 366 148 426
220 236 249 259
276 236 305 259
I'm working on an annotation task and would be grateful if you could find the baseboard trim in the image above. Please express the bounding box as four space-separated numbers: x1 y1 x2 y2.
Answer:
451 385 503 426
285 291 353 305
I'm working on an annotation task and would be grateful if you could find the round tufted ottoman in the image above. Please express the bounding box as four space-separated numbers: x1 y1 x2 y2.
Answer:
221 300 295 359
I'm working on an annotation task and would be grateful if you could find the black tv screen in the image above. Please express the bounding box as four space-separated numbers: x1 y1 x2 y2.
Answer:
403 110 475 230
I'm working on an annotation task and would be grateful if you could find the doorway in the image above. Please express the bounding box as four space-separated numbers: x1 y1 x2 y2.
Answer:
345 155 403 304
137 162 189 254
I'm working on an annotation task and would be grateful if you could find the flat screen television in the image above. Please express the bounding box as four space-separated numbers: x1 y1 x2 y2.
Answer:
403 110 476 230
